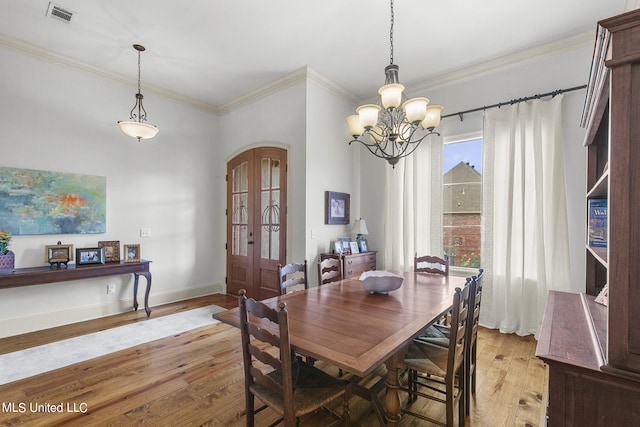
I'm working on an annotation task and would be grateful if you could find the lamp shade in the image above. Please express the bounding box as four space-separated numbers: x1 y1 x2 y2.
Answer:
378 83 404 109
346 114 365 138
352 218 369 235
118 121 159 140
421 105 444 130
356 104 381 129
402 97 429 123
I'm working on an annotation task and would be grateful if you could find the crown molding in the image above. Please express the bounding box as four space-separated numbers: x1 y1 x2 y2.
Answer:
407 31 594 94
2 30 596 117
0 33 220 115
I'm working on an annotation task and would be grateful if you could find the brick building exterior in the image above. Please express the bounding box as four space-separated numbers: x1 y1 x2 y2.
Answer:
443 162 482 267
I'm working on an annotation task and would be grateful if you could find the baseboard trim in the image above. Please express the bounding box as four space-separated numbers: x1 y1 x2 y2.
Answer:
0 283 224 339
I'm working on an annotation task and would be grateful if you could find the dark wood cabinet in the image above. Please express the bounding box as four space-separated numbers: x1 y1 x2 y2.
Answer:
536 9 640 426
321 251 377 280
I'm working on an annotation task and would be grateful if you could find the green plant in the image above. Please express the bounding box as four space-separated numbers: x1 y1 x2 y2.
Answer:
0 231 11 254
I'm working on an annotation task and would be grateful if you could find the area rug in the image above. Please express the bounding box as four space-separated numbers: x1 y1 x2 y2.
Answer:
0 304 225 385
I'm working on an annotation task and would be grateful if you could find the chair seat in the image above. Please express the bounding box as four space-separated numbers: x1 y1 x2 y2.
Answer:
251 360 347 417
403 340 449 378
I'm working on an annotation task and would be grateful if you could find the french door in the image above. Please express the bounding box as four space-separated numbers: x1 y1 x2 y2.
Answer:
226 147 287 300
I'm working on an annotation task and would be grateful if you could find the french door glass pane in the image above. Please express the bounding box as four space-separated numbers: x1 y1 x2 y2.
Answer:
232 161 249 256
260 158 280 260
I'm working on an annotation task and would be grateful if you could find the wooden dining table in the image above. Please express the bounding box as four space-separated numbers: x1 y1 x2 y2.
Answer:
213 270 467 425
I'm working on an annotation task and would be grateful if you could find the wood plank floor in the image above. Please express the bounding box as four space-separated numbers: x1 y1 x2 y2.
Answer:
0 295 548 426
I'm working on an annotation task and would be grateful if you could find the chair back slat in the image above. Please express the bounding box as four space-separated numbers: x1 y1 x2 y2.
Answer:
278 260 308 295
318 255 342 285
414 253 449 276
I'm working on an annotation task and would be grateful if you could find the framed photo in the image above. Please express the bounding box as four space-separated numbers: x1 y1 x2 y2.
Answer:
350 241 360 254
76 247 105 266
45 244 74 264
124 244 141 263
333 241 343 254
358 239 368 253
325 191 350 225
98 240 120 263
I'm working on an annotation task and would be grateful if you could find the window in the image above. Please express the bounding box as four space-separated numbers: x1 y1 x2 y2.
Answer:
443 136 482 269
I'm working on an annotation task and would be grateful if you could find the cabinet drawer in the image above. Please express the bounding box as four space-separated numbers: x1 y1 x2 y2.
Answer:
343 252 376 278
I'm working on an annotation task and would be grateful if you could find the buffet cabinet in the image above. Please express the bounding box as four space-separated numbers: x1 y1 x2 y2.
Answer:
321 251 377 280
536 9 640 426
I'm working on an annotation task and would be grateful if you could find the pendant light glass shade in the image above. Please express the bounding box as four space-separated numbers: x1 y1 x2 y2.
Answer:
117 121 159 140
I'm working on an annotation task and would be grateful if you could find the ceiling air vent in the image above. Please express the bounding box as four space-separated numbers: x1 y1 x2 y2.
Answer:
46 2 75 24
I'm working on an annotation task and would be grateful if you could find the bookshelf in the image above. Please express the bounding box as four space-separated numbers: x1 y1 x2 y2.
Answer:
537 9 640 426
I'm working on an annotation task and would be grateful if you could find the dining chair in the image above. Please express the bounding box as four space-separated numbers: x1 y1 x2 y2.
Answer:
414 253 449 276
277 260 309 295
318 254 342 285
415 253 450 325
238 289 350 427
400 279 474 426
416 269 484 416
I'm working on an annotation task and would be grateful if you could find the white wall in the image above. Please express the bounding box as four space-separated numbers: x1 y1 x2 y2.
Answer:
304 79 358 285
359 45 590 292
0 48 221 337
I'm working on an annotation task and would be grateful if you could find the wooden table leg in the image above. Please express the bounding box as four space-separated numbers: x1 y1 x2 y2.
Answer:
384 352 402 425
133 271 152 317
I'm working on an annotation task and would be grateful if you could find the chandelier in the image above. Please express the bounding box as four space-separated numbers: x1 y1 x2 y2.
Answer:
346 0 443 166
117 44 159 141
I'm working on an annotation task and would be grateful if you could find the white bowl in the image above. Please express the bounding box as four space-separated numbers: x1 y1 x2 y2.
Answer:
360 271 404 294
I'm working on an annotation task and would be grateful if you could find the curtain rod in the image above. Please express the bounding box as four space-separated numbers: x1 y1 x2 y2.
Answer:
441 84 587 121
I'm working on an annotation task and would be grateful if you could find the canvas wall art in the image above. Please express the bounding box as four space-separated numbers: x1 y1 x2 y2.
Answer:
0 166 106 235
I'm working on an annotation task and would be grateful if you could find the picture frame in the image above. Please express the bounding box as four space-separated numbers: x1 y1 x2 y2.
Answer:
45 243 74 266
350 241 360 254
124 244 141 263
358 239 368 253
98 240 120 263
325 191 350 225
333 241 343 254
76 247 105 266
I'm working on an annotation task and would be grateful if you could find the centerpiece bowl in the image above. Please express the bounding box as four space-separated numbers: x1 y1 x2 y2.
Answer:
359 270 403 294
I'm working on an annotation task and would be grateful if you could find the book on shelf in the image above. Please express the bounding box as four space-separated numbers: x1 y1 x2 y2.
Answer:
588 199 607 247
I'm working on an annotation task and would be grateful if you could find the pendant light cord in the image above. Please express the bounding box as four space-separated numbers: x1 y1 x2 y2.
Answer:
389 0 394 65
137 50 142 95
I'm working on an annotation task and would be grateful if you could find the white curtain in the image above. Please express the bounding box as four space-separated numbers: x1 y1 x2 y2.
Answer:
383 134 443 271
481 95 571 337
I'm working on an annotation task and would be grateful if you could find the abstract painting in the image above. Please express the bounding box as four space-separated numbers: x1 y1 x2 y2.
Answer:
0 166 106 235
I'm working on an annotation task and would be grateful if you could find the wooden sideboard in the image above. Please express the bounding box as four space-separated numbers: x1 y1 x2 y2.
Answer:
0 260 153 317
322 251 377 279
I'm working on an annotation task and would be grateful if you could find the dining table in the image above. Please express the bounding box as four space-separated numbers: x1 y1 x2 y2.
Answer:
213 270 467 425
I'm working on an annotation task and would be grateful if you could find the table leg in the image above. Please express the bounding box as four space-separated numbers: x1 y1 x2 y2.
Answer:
384 352 402 425
133 272 152 317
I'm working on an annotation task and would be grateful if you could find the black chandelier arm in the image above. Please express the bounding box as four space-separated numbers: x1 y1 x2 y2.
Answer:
349 128 440 165
128 93 149 122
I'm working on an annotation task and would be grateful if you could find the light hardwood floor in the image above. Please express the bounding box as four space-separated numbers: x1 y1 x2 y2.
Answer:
0 295 548 426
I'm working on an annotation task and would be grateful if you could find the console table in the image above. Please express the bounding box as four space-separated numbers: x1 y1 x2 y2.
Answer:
0 260 153 317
